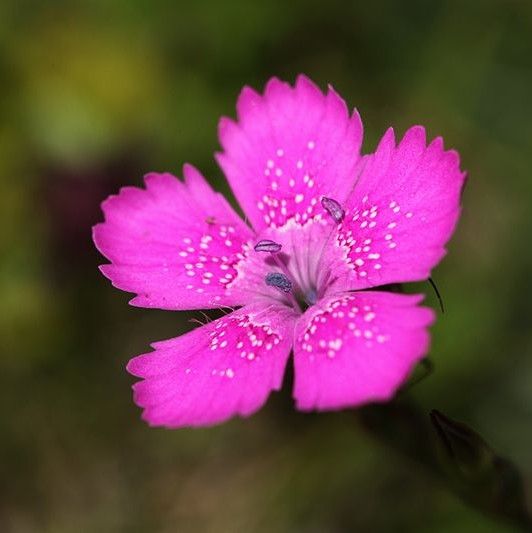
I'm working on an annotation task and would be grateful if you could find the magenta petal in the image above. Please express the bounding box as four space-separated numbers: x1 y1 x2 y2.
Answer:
127 303 296 428
338 126 467 288
293 291 434 410
217 75 363 230
93 166 254 310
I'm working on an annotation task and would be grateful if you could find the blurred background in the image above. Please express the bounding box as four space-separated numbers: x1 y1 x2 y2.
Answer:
1 1 531 531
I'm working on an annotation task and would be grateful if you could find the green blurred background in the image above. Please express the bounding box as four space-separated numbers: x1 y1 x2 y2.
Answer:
1 1 531 531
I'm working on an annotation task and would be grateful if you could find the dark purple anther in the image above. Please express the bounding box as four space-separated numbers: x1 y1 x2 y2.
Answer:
265 272 292 293
254 239 282 253
321 196 345 223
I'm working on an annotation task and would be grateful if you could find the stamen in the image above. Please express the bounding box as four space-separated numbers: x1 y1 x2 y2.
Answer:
254 239 282 253
265 272 292 293
321 196 345 223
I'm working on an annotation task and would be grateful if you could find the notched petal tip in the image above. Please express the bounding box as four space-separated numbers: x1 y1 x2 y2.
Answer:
218 116 240 147
143 171 177 186
401 125 427 146
236 85 262 120
350 106 364 131
428 135 444 153
91 223 105 250
296 73 316 86
325 83 348 113
296 73 322 92
98 263 114 280
376 127 397 154
265 76 292 98
182 162 201 183
99 186 137 218
126 354 147 378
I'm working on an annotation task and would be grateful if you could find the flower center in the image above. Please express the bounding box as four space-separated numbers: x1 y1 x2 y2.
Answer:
254 196 346 312
255 238 311 312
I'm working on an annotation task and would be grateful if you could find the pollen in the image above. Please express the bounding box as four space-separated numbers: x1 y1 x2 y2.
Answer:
254 239 282 253
265 272 292 293
321 196 345 223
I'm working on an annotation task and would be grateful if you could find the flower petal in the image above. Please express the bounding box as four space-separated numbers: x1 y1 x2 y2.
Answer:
336 126 466 288
128 303 296 428
293 291 434 410
93 165 254 310
217 75 363 230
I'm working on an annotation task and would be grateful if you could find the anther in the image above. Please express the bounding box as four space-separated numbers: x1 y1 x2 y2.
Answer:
265 272 292 293
321 196 345 223
254 239 282 253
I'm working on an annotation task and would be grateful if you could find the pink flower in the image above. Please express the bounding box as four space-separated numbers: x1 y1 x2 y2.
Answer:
93 75 466 428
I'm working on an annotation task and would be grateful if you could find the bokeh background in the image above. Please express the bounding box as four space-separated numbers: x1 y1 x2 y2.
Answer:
1 1 532 531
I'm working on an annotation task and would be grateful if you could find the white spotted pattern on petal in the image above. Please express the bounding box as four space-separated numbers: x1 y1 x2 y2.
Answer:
297 294 389 360
208 313 282 367
257 142 322 228
179 222 248 298
336 195 414 279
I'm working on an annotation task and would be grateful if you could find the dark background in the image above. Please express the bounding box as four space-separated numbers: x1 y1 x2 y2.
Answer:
1 1 531 531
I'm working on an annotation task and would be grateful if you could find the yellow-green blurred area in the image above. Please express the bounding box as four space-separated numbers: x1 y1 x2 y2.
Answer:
1 0 531 531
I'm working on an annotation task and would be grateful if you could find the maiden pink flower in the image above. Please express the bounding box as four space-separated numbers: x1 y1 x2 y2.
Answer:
93 75 466 428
